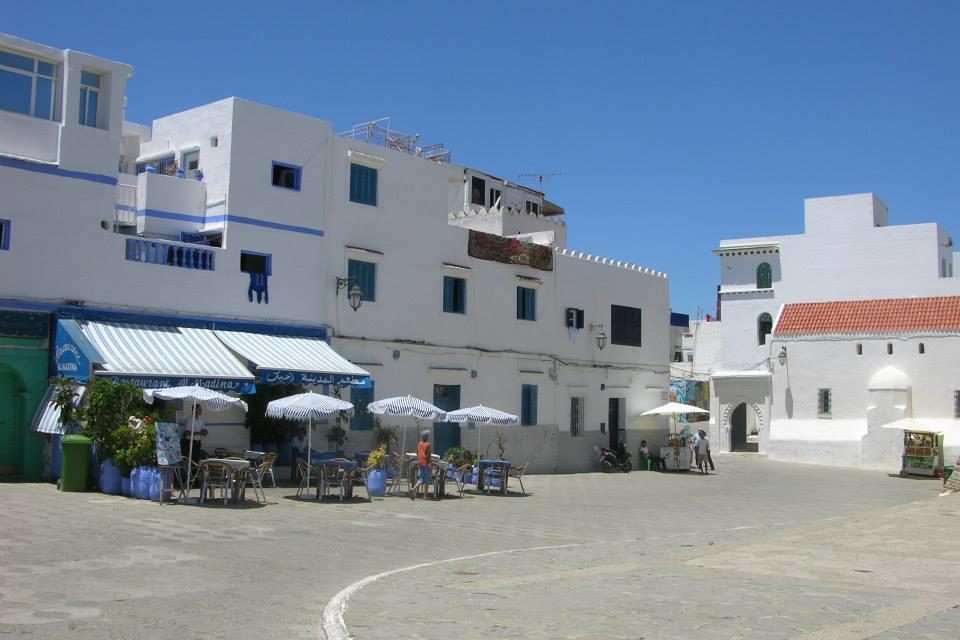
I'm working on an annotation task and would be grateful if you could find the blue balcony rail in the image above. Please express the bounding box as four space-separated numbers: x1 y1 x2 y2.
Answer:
125 238 215 271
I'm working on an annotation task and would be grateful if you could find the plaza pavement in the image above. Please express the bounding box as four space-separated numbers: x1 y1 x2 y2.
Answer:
0 455 958 639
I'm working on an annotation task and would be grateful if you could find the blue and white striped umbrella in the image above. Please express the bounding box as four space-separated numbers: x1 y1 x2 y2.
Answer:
266 392 353 488
366 395 447 421
143 385 248 501
446 405 519 460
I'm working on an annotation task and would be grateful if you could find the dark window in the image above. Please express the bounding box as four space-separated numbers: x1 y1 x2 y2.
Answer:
526 201 539 215
489 188 502 208
818 389 832 417
240 251 270 274
570 397 584 437
887 343 893 355
565 308 585 329
349 163 378 206
521 384 538 426
757 262 772 289
0 219 8 250
673 352 683 362
611 304 642 347
442 276 466 314
471 176 486 206
757 313 773 345
856 343 863 356
955 391 960 419
348 259 376 302
272 162 301 190
517 287 537 321
919 343 925 354
350 383 375 430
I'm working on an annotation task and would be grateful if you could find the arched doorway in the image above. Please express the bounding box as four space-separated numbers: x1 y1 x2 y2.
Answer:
729 403 760 452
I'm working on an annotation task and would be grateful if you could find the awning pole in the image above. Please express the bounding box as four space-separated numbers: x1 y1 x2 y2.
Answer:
184 398 197 502
305 415 313 490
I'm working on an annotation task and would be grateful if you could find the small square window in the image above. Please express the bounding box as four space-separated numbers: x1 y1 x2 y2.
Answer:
0 219 10 250
240 251 271 275
517 286 536 321
443 276 466 314
489 187 502 209
918 343 925 355
611 304 643 347
887 343 893 355
272 162 301 191
471 176 485 206
526 201 540 215
818 388 832 418
856 343 862 355
954 391 960 419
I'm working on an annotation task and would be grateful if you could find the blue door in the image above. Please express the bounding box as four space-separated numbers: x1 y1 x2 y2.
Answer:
432 384 461 457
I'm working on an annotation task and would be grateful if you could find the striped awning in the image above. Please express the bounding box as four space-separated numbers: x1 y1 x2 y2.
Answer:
32 385 86 435
214 330 369 387
77 320 255 393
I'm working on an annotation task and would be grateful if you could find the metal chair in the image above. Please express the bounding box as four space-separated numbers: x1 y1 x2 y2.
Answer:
295 458 313 497
351 464 373 501
239 452 276 504
319 461 347 501
508 462 529 496
199 461 232 505
245 450 276 487
388 452 411 496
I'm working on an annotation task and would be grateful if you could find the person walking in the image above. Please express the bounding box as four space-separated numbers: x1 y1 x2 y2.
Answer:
700 429 716 471
696 431 711 475
410 430 432 500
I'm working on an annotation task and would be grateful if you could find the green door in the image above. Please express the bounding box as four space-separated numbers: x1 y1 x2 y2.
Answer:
432 385 461 457
0 371 20 475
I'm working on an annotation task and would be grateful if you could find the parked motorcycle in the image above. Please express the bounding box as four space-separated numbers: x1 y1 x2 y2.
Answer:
598 446 632 473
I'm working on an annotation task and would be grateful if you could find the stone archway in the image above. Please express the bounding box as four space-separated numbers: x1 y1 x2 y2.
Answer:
720 401 763 452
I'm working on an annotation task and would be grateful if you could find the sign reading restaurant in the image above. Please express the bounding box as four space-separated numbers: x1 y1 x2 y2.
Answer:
467 230 553 271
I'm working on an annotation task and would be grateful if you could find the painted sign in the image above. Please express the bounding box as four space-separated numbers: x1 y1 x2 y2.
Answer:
259 369 370 387
467 230 554 271
55 326 90 381
100 374 256 394
669 379 710 423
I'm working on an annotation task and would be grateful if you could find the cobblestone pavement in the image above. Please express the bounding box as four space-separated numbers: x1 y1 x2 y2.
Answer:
0 456 957 639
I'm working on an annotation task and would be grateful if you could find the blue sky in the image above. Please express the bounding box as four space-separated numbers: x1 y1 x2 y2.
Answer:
9 1 959 316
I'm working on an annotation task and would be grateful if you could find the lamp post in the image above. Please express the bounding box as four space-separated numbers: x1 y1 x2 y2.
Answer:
590 323 607 351
336 277 364 312
777 346 787 366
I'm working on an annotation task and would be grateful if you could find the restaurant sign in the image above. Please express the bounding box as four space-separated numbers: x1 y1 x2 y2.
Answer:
99 374 256 394
467 230 553 271
259 369 370 388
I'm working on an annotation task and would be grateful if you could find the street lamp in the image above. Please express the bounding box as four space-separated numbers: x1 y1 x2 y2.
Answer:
777 346 787 366
336 277 364 312
590 323 607 351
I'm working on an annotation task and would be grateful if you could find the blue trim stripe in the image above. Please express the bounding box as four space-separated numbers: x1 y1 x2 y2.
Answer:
135 210 324 237
0 155 117 186
116 204 136 212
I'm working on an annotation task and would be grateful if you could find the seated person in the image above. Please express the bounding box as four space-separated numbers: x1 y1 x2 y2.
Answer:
639 440 666 471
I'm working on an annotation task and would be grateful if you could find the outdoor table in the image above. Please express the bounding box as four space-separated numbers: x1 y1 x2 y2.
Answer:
430 459 449 499
477 459 510 495
198 458 250 502
316 459 357 500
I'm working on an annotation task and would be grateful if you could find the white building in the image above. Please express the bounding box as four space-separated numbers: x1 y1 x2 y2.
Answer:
0 34 671 478
701 192 960 469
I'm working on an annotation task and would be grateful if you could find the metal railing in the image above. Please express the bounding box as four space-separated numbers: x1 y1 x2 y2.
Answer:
338 117 451 163
125 238 215 271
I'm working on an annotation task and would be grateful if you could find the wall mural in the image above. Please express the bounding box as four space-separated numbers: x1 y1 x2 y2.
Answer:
467 230 554 271
669 379 710 423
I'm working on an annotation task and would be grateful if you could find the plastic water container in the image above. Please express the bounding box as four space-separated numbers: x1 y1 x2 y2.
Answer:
367 469 387 497
148 467 161 502
121 476 131 497
99 458 122 495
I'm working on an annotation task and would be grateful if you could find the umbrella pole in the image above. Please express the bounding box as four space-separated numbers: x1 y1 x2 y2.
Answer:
305 416 312 490
184 398 197 502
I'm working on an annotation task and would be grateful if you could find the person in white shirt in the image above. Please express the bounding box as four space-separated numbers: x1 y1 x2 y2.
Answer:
696 432 710 474
180 405 208 461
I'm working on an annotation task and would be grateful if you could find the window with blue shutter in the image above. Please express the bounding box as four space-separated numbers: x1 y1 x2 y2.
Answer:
350 163 378 206
348 259 377 302
443 276 466 314
521 384 538 426
756 262 772 289
350 382 375 430
517 287 536 321
611 304 642 346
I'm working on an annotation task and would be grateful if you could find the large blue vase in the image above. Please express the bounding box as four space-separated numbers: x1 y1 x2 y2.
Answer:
148 467 161 502
120 476 131 497
367 469 387 497
99 458 122 495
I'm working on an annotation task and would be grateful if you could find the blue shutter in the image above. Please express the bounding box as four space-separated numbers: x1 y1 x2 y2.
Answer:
521 384 538 426
530 385 538 425
456 278 466 313
528 289 536 320
351 383 375 430
517 287 524 319
350 164 378 206
348 260 376 302
443 276 454 313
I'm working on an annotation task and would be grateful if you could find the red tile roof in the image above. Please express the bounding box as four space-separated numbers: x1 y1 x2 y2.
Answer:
774 296 960 335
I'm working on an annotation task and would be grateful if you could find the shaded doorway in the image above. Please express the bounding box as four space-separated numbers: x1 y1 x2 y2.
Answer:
432 384 461 457
730 403 747 452
608 398 624 450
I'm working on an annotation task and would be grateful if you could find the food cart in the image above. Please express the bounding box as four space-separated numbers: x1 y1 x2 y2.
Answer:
899 429 944 478
661 432 693 471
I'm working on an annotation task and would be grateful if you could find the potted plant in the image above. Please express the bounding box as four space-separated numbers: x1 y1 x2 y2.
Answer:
365 443 389 496
80 378 148 494
326 423 348 455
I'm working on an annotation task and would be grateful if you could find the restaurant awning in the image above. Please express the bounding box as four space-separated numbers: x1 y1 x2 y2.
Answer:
32 384 86 434
213 330 370 387
76 320 256 393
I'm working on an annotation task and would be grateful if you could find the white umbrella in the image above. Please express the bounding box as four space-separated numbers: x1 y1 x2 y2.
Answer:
143 385 248 501
366 396 447 488
265 391 354 488
446 405 519 460
641 401 710 434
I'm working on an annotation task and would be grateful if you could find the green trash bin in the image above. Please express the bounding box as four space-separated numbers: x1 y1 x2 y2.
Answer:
60 434 93 492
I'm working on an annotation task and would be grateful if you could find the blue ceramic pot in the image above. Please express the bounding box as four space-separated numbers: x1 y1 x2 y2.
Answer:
99 458 122 495
367 469 387 497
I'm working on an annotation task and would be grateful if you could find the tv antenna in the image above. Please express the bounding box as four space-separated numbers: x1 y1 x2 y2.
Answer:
518 172 564 187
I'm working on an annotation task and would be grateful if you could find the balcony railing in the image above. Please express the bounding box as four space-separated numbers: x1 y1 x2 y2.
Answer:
125 238 215 271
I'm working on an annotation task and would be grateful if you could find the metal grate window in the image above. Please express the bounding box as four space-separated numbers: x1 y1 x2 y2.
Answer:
955 390 960 419
818 388 832 418
570 397 584 437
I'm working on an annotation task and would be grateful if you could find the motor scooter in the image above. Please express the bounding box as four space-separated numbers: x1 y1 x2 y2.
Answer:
597 446 632 473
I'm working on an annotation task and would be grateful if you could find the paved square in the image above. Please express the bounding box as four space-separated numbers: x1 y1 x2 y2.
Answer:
1 456 957 639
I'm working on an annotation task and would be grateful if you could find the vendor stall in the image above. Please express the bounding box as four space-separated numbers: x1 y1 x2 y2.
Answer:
660 433 693 471
899 429 944 478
